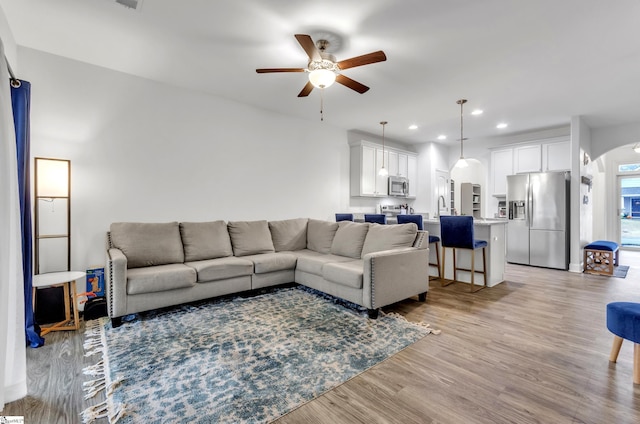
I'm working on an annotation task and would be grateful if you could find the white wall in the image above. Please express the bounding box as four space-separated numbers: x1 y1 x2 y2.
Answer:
413 142 449 217
0 5 16 67
19 47 348 271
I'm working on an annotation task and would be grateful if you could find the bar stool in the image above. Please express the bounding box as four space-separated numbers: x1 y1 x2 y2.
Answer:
606 302 640 384
439 216 487 293
397 214 441 280
364 214 387 224
335 213 354 222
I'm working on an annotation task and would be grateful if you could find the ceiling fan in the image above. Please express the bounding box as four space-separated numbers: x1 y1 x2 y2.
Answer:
256 34 387 97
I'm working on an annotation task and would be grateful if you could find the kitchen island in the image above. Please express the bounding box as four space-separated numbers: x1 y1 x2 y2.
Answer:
424 218 507 287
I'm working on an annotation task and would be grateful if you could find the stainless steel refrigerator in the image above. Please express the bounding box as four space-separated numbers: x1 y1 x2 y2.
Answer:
506 171 570 270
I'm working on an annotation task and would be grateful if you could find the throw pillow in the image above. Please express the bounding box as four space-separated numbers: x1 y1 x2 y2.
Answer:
330 221 370 259
306 219 339 254
179 221 233 262
110 222 184 268
227 220 275 257
360 223 418 257
269 218 308 251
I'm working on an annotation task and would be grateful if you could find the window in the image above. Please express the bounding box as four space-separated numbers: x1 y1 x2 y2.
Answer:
618 163 640 172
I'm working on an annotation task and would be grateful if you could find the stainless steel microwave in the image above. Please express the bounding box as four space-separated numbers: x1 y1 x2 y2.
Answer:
388 176 409 197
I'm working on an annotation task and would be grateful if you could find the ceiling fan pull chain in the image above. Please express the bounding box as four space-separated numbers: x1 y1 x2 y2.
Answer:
320 88 324 121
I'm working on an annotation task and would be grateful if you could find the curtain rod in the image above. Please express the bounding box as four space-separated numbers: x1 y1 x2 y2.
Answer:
5 54 21 87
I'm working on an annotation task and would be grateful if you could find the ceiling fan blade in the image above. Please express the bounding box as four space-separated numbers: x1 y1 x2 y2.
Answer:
295 34 321 62
297 81 314 97
256 68 306 73
337 51 387 70
335 74 370 94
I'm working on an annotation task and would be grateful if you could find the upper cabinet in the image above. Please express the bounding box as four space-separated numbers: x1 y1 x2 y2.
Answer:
514 144 542 173
542 140 571 171
350 140 417 198
490 148 514 197
490 137 571 197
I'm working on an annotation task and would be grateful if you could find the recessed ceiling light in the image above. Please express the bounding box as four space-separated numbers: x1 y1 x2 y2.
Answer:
471 109 483 115
496 123 508 129
408 124 418 130
437 135 446 140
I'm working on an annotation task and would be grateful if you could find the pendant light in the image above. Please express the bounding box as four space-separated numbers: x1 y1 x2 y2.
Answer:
379 121 389 176
455 99 469 169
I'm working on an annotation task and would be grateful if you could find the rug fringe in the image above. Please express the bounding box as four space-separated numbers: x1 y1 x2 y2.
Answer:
81 317 128 423
382 311 441 335
80 400 129 424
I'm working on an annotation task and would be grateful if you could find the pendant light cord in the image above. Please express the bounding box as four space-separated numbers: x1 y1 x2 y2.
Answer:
457 99 467 158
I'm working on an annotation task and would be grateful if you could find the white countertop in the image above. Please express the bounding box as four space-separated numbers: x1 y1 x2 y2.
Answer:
424 218 508 226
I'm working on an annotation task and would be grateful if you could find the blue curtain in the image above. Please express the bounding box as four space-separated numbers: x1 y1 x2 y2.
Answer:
12 80 44 348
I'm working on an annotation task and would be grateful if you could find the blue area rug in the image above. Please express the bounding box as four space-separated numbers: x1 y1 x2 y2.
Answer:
613 265 629 278
81 286 437 423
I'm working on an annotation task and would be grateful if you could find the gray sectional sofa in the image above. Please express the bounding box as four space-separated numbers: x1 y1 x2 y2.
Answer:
105 218 429 327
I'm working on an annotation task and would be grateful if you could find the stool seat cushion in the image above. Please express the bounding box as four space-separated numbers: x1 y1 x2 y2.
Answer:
585 240 619 251
428 235 440 244
474 240 488 249
607 302 640 344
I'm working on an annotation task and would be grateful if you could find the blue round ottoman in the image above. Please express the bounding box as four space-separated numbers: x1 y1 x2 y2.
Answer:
606 302 640 384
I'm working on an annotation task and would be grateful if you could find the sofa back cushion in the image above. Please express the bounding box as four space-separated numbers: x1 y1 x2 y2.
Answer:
179 221 233 262
330 221 370 259
306 219 339 254
269 218 308 252
361 223 418 257
110 222 184 268
227 220 275 257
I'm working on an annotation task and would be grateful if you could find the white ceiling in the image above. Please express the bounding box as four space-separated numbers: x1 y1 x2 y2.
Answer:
2 0 640 146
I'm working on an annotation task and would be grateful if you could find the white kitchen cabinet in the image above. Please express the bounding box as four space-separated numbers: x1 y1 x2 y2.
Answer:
398 153 409 177
490 148 513 196
407 154 417 198
386 151 409 178
514 144 542 173
350 143 388 197
388 151 398 176
542 140 570 171
350 140 417 197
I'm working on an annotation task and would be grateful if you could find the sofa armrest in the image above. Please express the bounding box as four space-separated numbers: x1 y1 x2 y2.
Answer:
413 230 428 249
362 247 429 309
106 247 128 318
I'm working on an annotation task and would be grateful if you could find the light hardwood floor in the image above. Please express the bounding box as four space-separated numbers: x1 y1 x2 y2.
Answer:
3 253 640 423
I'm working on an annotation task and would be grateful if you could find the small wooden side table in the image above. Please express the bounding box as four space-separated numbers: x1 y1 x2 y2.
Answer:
33 270 86 335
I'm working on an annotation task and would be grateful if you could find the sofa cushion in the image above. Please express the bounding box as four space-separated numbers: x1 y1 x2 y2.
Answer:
186 257 254 282
322 260 364 289
228 220 275 257
330 221 370 259
127 264 196 295
361 223 418 257
269 218 308 252
306 219 339 254
296 252 353 276
179 221 233 262
110 222 184 268
242 252 298 274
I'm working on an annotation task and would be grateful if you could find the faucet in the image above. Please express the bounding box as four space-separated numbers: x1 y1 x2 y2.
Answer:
439 195 446 208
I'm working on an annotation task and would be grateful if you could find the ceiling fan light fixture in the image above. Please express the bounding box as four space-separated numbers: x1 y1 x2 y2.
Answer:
308 69 336 89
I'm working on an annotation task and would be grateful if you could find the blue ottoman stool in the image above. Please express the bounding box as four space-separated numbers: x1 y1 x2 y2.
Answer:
606 302 640 384
584 240 619 275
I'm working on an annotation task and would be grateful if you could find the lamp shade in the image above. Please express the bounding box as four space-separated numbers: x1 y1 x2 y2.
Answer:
455 157 469 168
308 69 336 88
36 158 69 197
